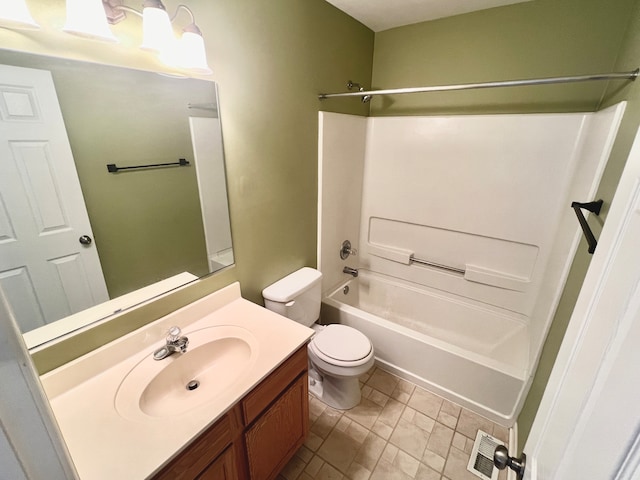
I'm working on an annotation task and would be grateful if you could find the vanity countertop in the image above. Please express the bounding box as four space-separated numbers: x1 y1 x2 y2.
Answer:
40 282 313 480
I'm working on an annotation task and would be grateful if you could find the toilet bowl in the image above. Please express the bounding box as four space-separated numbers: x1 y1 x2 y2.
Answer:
307 324 375 409
262 267 374 410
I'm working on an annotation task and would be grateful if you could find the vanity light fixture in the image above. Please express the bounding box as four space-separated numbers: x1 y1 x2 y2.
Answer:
0 0 40 30
64 0 212 75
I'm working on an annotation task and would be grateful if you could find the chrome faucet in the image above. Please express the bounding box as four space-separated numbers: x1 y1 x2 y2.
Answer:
343 266 359 277
153 326 189 361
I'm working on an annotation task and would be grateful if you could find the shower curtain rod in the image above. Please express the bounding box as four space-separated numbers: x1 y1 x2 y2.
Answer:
318 68 639 100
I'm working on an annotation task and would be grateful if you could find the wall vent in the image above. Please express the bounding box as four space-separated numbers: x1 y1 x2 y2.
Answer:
467 430 505 480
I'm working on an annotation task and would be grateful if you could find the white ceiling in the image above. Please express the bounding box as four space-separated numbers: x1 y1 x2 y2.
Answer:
325 0 533 32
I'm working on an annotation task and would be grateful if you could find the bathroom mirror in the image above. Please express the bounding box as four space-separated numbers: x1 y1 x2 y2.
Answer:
0 49 234 346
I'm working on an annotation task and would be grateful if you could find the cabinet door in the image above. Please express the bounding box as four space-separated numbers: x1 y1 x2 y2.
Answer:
245 374 308 480
197 446 237 480
242 346 307 425
152 412 234 480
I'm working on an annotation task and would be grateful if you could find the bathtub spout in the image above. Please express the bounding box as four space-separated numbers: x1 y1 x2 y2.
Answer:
343 266 359 277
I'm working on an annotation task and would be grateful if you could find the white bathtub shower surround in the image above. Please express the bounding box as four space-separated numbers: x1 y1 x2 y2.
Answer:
359 104 626 378
318 113 367 294
322 270 527 424
327 270 528 369
318 103 626 425
360 108 623 316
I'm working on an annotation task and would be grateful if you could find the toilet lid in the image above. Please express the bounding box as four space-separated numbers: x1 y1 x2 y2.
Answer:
312 324 372 362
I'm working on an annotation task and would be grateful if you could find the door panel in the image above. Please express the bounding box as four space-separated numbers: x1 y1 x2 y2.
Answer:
0 64 108 331
0 267 44 331
11 141 70 233
0 84 41 120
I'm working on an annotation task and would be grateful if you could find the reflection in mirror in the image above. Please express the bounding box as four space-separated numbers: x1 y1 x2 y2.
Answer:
0 49 233 347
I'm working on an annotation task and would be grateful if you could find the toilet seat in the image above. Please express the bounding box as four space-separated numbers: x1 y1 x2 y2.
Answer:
310 324 373 367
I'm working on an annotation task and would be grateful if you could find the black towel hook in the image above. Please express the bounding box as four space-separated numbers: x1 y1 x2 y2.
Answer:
571 199 603 254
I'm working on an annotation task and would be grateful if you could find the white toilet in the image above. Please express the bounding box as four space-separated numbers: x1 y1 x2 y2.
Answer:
263 267 374 410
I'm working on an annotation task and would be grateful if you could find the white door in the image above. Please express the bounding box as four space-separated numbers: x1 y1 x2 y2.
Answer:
522 125 640 479
0 289 78 479
0 64 108 333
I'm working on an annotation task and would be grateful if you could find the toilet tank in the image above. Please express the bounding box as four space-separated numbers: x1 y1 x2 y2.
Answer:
262 267 322 327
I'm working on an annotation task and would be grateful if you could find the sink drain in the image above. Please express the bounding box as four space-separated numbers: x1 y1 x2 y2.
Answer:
186 380 200 391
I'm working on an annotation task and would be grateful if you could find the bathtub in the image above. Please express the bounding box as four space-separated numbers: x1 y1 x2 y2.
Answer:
321 269 530 426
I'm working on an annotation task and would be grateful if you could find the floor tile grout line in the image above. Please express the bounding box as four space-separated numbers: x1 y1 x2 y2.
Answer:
299 365 508 480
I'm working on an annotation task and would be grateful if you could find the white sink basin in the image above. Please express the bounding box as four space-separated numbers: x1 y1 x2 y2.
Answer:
115 325 259 421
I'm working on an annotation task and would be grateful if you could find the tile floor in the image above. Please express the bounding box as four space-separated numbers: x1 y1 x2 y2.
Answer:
277 367 509 480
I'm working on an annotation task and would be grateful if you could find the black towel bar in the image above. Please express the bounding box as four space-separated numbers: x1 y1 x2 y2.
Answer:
571 199 603 254
107 158 189 173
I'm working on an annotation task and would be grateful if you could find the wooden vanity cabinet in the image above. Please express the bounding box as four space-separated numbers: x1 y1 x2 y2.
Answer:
243 348 309 480
152 403 244 480
151 345 308 480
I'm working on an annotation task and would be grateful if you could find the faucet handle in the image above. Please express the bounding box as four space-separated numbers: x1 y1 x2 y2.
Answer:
340 240 358 260
167 326 181 342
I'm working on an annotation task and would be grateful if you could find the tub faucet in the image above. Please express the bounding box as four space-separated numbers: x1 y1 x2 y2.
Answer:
343 266 359 277
153 326 189 360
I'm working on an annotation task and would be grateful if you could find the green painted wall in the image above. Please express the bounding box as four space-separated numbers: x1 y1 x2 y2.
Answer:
370 0 640 449
4 0 373 372
371 0 636 115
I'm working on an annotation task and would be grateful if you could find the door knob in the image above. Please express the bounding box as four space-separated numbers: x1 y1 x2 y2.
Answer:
494 445 526 480
79 235 92 245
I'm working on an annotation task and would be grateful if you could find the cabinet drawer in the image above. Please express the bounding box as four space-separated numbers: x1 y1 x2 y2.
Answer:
153 408 234 479
242 345 307 425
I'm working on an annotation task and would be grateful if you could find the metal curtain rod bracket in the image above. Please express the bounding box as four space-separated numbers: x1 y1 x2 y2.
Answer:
107 158 190 173
571 199 603 254
318 68 639 100
346 80 372 103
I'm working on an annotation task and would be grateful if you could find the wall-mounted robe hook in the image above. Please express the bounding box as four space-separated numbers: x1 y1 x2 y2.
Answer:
571 199 603 254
